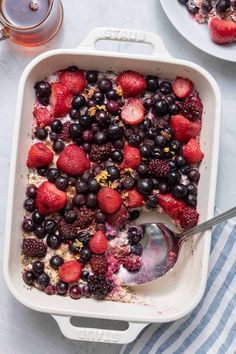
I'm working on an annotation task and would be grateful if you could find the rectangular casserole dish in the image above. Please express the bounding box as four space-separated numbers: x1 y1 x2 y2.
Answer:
3 27 221 344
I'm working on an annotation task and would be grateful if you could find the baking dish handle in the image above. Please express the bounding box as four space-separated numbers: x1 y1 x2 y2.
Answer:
78 27 171 58
52 314 148 344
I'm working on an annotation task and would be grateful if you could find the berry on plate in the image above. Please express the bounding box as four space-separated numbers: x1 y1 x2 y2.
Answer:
121 98 144 125
116 70 146 97
121 145 142 170
158 193 186 218
89 231 108 254
58 260 82 283
172 77 193 99
33 104 53 128
57 144 90 176
183 138 204 165
60 70 86 94
36 181 67 215
50 82 72 118
170 115 201 143
208 18 236 44
27 143 53 168
97 187 122 214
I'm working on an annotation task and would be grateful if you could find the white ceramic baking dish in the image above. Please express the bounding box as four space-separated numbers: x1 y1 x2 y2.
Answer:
4 27 221 344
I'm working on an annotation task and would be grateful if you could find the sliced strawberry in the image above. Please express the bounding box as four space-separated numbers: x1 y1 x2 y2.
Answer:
97 187 122 214
50 82 72 118
208 18 236 44
121 145 142 170
57 144 90 176
106 203 129 228
58 260 82 283
172 77 193 99
36 181 67 215
27 143 53 168
89 231 108 254
183 138 204 165
116 70 146 98
33 104 53 128
126 189 144 208
170 115 201 143
158 193 186 218
121 98 144 125
60 70 86 94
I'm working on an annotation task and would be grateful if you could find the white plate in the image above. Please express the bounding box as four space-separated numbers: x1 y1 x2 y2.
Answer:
160 0 236 62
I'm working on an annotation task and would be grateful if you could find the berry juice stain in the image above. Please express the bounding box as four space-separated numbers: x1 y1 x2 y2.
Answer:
1 0 50 27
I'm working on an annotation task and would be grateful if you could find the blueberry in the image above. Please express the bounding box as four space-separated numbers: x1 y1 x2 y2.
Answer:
160 81 172 94
168 103 180 115
82 143 91 153
93 91 105 104
167 171 181 185
86 193 98 208
81 170 93 182
165 95 175 105
154 99 168 116
201 1 213 13
32 211 45 224
79 114 92 128
145 75 159 92
23 270 35 285
47 168 60 182
139 144 151 158
107 166 120 181
88 179 100 192
137 163 148 176
122 176 136 190
95 211 106 223
55 176 69 191
128 134 142 147
69 284 82 299
69 108 81 120
46 234 61 249
146 195 158 209
32 261 44 274
72 94 86 109
87 99 96 107
49 120 62 133
178 0 188 4
82 130 93 143
86 70 98 83
187 183 198 195
130 244 143 255
35 127 48 140
155 135 167 147
113 139 124 149
98 78 112 93
186 2 199 13
50 255 64 269
76 180 88 193
53 140 65 153
137 178 153 195
106 100 119 114
128 210 140 221
81 269 90 281
108 124 123 140
26 184 37 198
168 160 177 170
73 193 86 206
143 97 155 108
172 184 187 198
170 140 181 152
151 146 163 159
96 110 110 128
216 0 230 13
175 155 186 167
143 118 152 130
128 227 143 244
78 231 91 244
106 89 118 100
56 281 68 295
22 218 35 232
69 240 81 254
80 248 91 263
159 182 168 194
186 194 197 207
34 225 47 239
147 127 158 139
49 131 59 141
44 219 57 234
37 167 48 177
94 131 108 145
34 81 51 97
151 178 159 189
23 198 36 212
112 149 123 162
67 65 79 72
37 95 49 106
188 168 200 183
64 210 77 224
37 272 50 288
181 164 191 175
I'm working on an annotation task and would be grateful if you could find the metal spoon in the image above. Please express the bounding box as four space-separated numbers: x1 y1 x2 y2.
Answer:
118 207 236 286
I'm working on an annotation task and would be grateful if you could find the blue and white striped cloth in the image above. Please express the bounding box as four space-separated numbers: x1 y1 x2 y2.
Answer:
121 216 236 354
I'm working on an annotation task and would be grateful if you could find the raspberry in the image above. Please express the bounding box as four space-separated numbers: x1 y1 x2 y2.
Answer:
90 254 108 275
148 159 170 178
59 121 71 141
22 238 47 258
89 143 113 163
88 274 113 298
57 218 77 240
75 206 95 229
122 254 142 271
178 207 199 229
181 93 203 122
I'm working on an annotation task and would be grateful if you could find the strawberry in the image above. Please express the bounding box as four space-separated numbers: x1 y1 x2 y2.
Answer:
33 104 53 128
60 70 86 94
208 18 236 44
97 187 122 214
89 231 108 254
116 70 146 98
106 203 129 228
121 98 144 125
58 260 82 283
126 189 144 208
36 181 67 215
181 93 203 122
178 207 199 230
27 143 53 168
183 139 204 165
57 144 90 176
170 115 201 143
50 82 72 118
158 193 186 218
172 77 193 99
121 145 142 170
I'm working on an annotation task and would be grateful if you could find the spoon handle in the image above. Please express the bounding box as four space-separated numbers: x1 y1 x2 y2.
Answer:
180 207 236 241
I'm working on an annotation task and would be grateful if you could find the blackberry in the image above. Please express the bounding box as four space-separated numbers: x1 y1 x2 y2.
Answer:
148 159 170 178
22 238 47 258
75 206 95 229
181 93 203 122
90 254 108 275
88 274 113 298
146 195 158 209
59 122 71 141
89 143 113 163
57 218 77 240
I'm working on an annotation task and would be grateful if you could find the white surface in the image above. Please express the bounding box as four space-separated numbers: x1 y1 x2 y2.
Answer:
160 0 236 62
0 0 236 353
